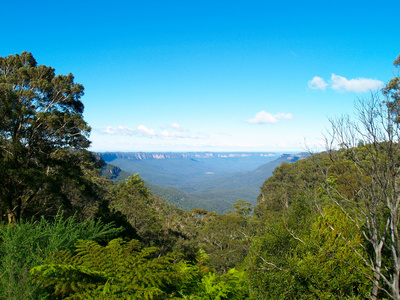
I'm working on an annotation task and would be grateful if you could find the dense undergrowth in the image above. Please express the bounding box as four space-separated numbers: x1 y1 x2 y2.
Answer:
1 52 400 299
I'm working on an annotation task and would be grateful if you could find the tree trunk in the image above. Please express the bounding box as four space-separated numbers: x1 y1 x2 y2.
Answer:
370 245 382 300
6 209 17 223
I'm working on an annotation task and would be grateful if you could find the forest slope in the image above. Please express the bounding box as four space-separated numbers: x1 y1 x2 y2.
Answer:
100 152 308 213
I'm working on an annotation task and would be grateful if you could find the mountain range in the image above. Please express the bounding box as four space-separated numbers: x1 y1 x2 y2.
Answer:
99 152 308 213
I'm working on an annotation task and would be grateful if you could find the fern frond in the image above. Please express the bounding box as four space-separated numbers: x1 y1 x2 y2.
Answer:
31 238 195 299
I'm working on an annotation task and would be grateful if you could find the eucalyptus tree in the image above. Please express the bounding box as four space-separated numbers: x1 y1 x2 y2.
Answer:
383 54 400 122
0 52 91 222
322 54 400 300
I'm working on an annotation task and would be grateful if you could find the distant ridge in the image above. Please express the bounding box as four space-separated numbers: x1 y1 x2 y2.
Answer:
99 152 308 213
100 152 277 161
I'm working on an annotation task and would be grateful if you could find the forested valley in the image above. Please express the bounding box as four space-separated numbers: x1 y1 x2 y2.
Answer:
1 51 400 299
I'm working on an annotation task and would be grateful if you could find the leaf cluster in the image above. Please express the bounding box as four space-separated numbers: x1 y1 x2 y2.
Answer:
0 52 92 223
246 205 371 299
0 212 121 299
31 238 194 299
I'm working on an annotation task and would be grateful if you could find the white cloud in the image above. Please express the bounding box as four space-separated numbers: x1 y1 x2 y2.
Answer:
160 130 186 139
160 130 208 139
330 74 384 92
161 123 188 131
137 125 157 137
96 124 207 140
247 111 293 124
97 125 156 137
98 126 136 135
308 74 384 93
308 76 328 90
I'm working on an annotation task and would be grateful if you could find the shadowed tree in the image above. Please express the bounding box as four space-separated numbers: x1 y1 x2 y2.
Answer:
0 52 91 222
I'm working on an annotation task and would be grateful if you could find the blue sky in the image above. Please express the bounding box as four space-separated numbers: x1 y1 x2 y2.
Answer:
2 0 400 152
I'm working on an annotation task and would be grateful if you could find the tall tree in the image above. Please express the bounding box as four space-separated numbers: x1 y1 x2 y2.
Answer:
109 175 162 247
197 200 254 273
383 54 400 122
0 52 91 222
322 54 400 299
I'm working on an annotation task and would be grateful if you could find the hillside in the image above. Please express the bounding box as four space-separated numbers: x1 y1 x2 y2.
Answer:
99 152 279 187
101 163 132 183
144 182 233 213
100 152 308 213
100 162 232 212
180 153 308 193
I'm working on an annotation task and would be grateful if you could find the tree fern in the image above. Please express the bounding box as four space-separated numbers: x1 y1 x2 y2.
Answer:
0 211 121 299
197 268 249 300
31 238 195 299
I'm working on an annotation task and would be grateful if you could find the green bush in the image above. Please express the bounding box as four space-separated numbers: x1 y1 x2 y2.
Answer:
0 212 122 299
31 238 194 299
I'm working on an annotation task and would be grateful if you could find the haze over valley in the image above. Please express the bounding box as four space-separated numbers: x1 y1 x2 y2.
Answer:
100 151 308 213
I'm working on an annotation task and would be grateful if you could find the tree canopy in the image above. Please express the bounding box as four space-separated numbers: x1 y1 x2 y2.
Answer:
0 52 92 222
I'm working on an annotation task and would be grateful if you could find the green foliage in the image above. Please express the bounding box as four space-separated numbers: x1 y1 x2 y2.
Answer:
0 212 121 299
324 94 400 298
190 268 249 300
31 238 195 299
107 175 168 249
107 174 204 257
246 205 371 299
0 52 92 222
232 199 252 216
101 162 132 183
383 54 400 122
111 175 161 240
197 208 253 273
178 249 249 300
287 206 371 298
255 153 327 216
190 188 253 214
145 181 230 214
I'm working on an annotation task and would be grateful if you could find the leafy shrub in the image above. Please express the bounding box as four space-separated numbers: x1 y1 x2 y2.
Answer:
31 238 194 299
0 212 121 299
